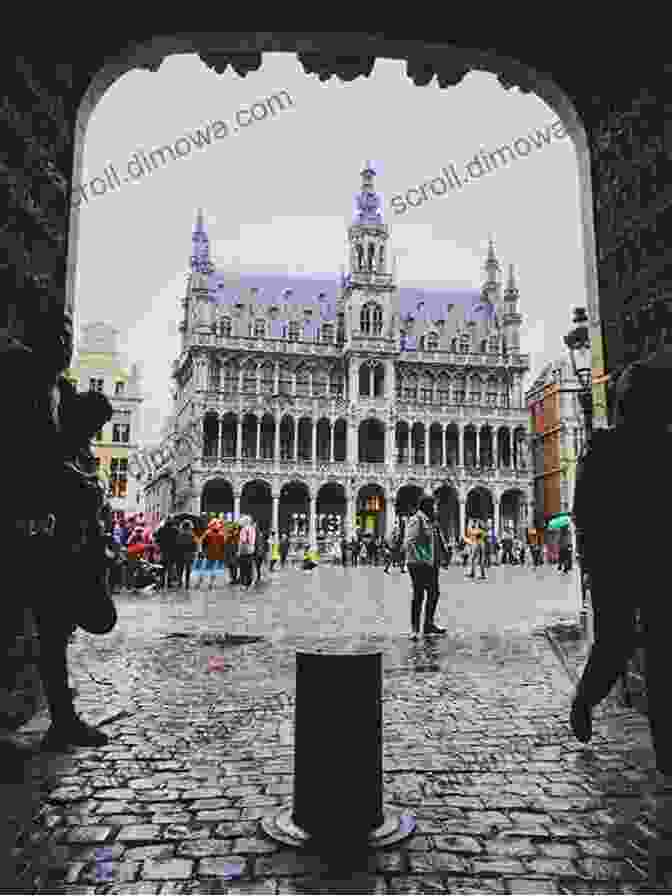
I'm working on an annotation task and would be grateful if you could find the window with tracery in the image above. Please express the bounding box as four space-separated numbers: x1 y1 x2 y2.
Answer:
426 332 439 351
330 370 344 396
404 375 418 402
254 319 266 338
437 374 450 404
243 363 257 394
296 366 310 396
288 320 300 341
360 302 383 336
489 334 499 353
321 323 334 343
313 369 328 396
261 363 274 393
279 365 292 395
459 334 470 353
421 373 434 403
208 361 221 391
222 364 235 394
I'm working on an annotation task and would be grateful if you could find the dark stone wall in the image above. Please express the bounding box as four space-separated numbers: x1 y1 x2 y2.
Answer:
0 34 668 728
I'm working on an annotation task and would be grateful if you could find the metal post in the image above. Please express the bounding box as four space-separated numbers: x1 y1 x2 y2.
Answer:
261 650 416 850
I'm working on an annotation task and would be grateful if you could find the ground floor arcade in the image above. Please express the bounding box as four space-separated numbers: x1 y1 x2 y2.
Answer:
195 477 530 544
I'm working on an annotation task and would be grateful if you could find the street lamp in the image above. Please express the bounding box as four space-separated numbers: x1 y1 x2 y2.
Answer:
563 307 593 439
563 306 593 640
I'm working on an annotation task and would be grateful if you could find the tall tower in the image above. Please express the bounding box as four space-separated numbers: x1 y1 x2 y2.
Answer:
502 263 522 352
182 209 215 352
343 162 397 344
479 237 503 329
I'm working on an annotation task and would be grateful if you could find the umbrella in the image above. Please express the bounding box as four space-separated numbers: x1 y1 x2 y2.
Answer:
547 514 571 530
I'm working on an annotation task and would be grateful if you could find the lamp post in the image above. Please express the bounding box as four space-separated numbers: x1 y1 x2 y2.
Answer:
563 306 593 640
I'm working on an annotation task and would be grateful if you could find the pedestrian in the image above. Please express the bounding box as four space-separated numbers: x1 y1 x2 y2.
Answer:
238 514 256 589
331 539 341 565
154 515 178 589
340 536 348 567
269 531 280 571
467 519 487 580
403 496 439 639
254 526 267 584
427 507 449 635
569 351 672 778
174 520 197 589
279 531 290 568
384 524 401 574
199 518 227 589
501 530 514 565
4 308 115 749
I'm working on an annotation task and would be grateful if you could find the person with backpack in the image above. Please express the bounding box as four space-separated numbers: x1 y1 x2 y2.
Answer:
279 531 290 568
238 514 256 589
269 531 281 572
198 518 227 589
569 352 672 778
404 496 445 638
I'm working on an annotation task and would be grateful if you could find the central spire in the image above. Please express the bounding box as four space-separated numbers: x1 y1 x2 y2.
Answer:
353 160 383 225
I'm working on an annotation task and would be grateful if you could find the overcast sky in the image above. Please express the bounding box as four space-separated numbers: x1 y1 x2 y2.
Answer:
73 52 586 443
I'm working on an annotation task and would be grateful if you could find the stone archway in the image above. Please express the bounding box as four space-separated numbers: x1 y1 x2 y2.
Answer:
201 477 233 518
434 483 460 541
240 479 272 533
501 488 526 536
356 483 386 538
279 480 310 539
465 487 494 533
316 482 346 543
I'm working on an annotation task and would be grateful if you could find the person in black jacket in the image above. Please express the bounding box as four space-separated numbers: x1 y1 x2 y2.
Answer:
4 308 114 750
570 355 672 777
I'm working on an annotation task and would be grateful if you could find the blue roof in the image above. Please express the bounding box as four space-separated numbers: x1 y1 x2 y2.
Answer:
202 271 487 345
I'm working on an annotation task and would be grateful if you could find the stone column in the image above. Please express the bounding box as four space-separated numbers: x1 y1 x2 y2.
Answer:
309 495 317 546
407 427 412 465
385 492 394 538
311 421 317 469
348 420 356 465
239 367 244 394
476 428 481 467
386 359 395 400
386 423 395 470
274 415 281 461
369 365 374 397
293 419 299 462
218 416 224 460
329 422 335 463
493 497 501 536
256 419 261 460
458 425 464 468
272 495 280 535
459 497 466 535
440 427 445 467
424 427 429 467
345 491 353 540
234 493 241 519
274 362 279 395
350 360 358 402
292 370 297 398
236 418 242 461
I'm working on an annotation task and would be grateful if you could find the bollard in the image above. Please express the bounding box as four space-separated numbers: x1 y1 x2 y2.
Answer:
261 648 416 850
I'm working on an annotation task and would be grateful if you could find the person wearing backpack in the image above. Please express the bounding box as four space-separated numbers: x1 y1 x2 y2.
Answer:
174 520 197 590
254 526 268 584
238 514 257 589
570 353 672 777
404 496 444 638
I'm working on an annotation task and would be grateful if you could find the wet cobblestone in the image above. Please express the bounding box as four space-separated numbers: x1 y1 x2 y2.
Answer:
4 566 672 892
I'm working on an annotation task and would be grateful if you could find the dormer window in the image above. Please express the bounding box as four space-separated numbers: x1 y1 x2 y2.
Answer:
426 332 439 351
288 321 300 342
459 334 470 353
220 317 232 337
361 302 383 336
253 319 266 339
321 323 334 343
488 334 499 353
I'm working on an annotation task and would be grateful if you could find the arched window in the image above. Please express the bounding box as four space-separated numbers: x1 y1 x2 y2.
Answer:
459 334 470 353
437 373 450 404
372 304 383 336
243 362 257 394
469 375 482 405
421 372 434 403
360 304 371 334
426 332 439 351
330 369 344 397
288 320 301 341
487 376 499 405
279 364 292 395
451 337 458 353
481 339 488 353
296 366 310 396
208 360 221 391
220 317 232 338
222 363 235 394
313 369 328 396
453 377 466 404
253 319 266 338
261 363 274 393
404 374 418 402
488 334 499 353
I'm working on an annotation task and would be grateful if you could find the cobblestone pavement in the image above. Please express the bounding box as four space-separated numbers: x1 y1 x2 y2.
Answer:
4 564 672 893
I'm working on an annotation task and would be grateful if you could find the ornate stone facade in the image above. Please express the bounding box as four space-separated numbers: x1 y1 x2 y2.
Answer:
155 165 533 545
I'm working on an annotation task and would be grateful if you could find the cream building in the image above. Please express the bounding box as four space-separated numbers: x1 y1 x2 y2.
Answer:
67 321 144 519
147 164 532 548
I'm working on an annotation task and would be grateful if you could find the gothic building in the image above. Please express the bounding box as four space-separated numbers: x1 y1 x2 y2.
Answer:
160 163 532 547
